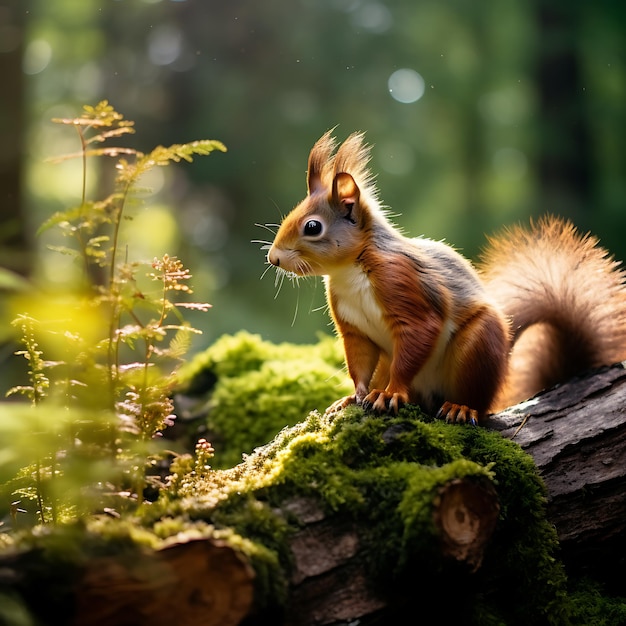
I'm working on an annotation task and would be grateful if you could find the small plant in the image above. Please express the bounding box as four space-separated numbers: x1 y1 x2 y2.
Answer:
3 101 226 524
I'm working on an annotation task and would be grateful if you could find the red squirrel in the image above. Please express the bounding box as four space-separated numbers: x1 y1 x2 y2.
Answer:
267 131 626 424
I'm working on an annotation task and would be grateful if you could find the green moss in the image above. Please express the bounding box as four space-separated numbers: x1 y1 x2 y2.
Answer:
175 331 352 467
177 330 346 389
457 427 571 624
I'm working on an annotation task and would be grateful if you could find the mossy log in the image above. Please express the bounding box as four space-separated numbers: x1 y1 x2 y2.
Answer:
58 479 502 626
0 480 498 626
282 477 500 625
256 366 626 624
3 364 626 625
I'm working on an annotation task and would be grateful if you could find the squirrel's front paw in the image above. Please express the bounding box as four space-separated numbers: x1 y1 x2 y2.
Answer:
363 389 407 415
436 401 478 425
325 394 358 415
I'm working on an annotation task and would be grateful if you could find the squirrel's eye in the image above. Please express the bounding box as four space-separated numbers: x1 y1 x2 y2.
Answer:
303 220 323 237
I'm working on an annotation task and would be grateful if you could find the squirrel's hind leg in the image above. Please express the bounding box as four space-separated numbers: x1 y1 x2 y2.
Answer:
439 305 510 424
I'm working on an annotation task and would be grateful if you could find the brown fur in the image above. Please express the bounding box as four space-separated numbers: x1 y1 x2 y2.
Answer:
268 132 626 421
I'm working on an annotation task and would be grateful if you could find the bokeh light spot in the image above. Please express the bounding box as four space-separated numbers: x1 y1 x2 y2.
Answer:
388 68 425 104
148 25 182 66
351 2 393 34
23 39 52 75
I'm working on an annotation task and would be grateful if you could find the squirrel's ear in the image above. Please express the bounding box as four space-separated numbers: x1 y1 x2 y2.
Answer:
332 172 361 221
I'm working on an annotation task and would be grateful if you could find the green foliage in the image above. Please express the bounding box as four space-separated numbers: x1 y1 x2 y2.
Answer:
19 0 626 349
569 579 626 625
41 101 225 280
175 330 352 467
0 101 224 526
7 315 49 405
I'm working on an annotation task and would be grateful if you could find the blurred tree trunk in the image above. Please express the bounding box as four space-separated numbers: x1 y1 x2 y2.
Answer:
536 2 592 219
0 1 30 275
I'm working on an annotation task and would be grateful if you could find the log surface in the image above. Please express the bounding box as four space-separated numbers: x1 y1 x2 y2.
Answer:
487 363 626 570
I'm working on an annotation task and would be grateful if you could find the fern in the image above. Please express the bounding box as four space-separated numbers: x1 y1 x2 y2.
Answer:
5 101 225 522
7 315 50 405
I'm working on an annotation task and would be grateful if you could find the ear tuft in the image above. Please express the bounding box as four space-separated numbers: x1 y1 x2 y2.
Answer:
306 130 378 203
333 132 371 179
307 130 337 194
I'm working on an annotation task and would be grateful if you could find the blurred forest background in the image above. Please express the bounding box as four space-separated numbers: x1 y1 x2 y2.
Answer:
0 0 624 385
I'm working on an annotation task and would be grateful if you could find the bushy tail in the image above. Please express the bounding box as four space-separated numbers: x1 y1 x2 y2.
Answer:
479 216 626 409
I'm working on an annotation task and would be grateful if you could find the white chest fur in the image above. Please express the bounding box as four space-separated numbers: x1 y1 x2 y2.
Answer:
325 266 393 353
326 264 456 402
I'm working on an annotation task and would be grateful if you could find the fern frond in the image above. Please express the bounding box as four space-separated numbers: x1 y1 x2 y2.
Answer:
87 125 136 145
151 140 228 164
46 245 82 258
10 315 49 404
47 147 139 164
86 235 111 247
173 302 212 312
38 194 122 236
52 100 135 130
85 236 111 264
6 385 36 399
161 324 204 334
168 326 192 360
37 206 85 235
115 140 226 186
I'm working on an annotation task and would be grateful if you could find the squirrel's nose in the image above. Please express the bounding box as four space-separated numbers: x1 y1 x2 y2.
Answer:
268 248 280 267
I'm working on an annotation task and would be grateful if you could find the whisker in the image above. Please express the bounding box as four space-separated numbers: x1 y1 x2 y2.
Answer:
275 269 286 297
259 264 274 280
262 263 313 328
267 197 285 220
291 287 300 327
254 222 280 235
299 259 314 276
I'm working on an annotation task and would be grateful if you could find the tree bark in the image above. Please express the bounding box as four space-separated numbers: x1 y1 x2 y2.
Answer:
487 363 626 578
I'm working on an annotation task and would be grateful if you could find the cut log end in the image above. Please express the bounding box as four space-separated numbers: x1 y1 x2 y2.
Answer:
433 478 500 571
74 537 255 626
